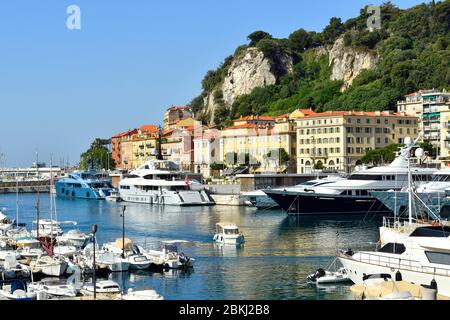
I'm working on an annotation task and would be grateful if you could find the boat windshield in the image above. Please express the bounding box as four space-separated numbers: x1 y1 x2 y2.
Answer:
224 229 239 235
433 174 450 182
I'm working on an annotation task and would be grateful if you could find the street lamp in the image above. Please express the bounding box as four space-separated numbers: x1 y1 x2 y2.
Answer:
121 206 126 259
91 224 98 300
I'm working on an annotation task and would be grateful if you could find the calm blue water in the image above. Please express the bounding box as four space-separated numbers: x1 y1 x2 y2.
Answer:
0 193 382 300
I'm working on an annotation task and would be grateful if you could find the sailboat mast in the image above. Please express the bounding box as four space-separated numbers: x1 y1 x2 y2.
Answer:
15 172 19 227
36 152 40 238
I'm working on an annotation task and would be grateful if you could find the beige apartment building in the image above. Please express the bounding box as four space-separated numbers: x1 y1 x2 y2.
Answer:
296 111 419 174
397 89 450 164
218 111 312 173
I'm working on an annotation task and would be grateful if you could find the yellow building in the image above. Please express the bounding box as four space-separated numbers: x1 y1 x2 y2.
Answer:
296 111 419 173
120 125 159 170
219 111 311 173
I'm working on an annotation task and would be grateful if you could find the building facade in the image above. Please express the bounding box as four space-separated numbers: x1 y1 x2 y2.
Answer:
193 127 221 178
397 89 450 163
218 112 304 173
111 129 138 170
163 106 193 131
296 111 419 174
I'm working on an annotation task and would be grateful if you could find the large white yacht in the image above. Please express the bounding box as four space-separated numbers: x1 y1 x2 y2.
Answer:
119 160 214 206
371 168 450 219
264 137 436 215
338 225 450 298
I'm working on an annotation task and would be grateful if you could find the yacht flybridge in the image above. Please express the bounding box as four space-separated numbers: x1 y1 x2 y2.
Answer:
119 160 214 206
264 136 435 216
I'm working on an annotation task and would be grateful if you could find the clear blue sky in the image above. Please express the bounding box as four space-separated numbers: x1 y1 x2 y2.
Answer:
0 0 425 167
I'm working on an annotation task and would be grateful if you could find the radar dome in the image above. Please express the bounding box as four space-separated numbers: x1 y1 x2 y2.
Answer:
415 148 424 158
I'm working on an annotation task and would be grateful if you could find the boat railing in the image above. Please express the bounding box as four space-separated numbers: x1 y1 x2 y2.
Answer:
382 216 430 230
343 250 450 278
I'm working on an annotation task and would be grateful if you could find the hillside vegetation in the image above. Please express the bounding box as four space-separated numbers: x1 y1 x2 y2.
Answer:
190 1 450 127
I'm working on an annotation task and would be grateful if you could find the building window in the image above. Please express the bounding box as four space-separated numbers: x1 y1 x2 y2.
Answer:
377 119 381 124
385 137 389 143
366 119 370 124
377 137 381 144
357 118 361 124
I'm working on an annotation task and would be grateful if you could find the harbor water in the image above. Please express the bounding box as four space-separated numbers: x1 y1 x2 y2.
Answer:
0 193 383 300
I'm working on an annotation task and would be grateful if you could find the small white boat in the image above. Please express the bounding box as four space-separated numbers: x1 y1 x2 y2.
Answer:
0 211 13 234
82 280 121 294
28 278 79 297
95 251 130 272
106 190 122 202
141 243 195 269
30 255 68 277
16 237 45 259
52 245 79 258
307 267 351 284
119 288 164 300
213 223 245 245
31 219 64 238
57 229 91 248
0 280 37 300
1 252 30 279
102 239 150 270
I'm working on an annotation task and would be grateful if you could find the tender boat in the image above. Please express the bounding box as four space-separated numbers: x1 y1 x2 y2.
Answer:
307 267 351 284
119 288 164 300
213 223 245 245
119 160 214 206
55 169 115 200
106 189 122 202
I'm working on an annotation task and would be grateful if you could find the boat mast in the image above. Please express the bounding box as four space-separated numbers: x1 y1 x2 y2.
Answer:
36 151 40 239
15 172 19 227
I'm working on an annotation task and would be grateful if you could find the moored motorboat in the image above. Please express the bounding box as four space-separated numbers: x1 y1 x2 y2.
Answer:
213 223 245 245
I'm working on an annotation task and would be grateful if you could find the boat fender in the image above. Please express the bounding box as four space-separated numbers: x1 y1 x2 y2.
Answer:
395 271 402 281
430 279 437 290
345 249 354 256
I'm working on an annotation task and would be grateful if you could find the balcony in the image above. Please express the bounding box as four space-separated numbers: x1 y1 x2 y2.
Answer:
310 150 328 159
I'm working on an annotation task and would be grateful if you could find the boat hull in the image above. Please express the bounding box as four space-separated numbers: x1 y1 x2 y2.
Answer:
265 190 391 216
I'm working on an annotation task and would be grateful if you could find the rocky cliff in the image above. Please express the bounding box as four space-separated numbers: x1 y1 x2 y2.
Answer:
328 37 378 91
202 47 293 123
